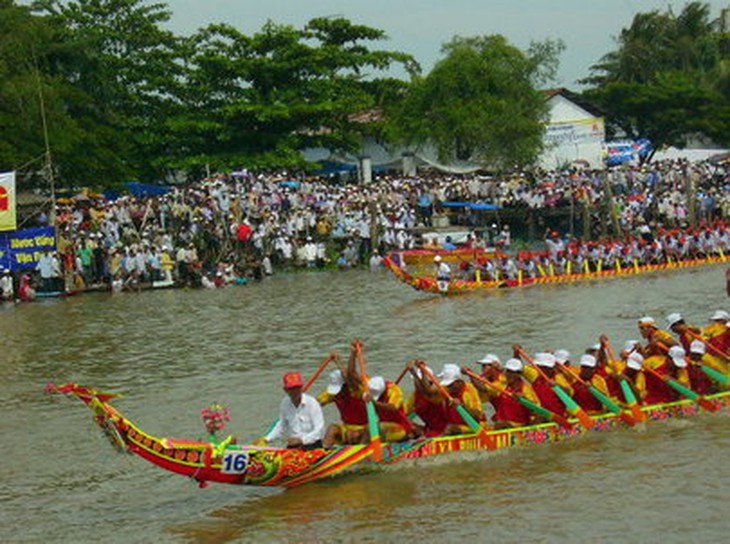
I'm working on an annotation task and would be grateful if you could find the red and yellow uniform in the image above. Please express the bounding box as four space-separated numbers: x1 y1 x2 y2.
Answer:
405 389 449 437
374 381 414 442
491 380 539 427
620 371 647 403
643 360 690 405
530 373 573 418
598 358 625 399
687 363 716 395
571 374 611 414
703 322 729 360
644 328 677 356
318 385 368 437
442 382 485 434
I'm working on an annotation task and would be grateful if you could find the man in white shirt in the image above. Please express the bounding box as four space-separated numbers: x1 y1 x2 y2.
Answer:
261 372 325 450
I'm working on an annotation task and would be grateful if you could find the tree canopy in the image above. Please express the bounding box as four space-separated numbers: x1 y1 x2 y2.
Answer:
392 35 564 170
582 2 729 149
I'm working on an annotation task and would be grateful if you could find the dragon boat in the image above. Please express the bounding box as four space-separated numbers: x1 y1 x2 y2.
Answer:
48 383 729 489
384 250 727 295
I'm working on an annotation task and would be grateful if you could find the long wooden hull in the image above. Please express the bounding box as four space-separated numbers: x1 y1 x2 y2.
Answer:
384 253 727 295
50 383 729 488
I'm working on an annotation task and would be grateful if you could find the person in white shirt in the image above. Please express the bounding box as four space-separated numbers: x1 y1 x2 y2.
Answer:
0 269 13 301
260 372 325 450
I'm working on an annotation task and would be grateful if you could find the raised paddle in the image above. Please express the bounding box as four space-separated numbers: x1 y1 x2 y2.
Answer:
355 342 384 462
514 346 596 429
556 363 637 426
461 367 572 428
642 366 720 412
600 336 646 423
416 362 485 435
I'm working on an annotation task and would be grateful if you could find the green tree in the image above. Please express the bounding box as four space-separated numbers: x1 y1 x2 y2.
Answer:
582 2 729 149
32 0 184 183
165 17 416 173
393 35 563 170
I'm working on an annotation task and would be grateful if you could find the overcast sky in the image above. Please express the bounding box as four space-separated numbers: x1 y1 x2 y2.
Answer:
158 0 727 88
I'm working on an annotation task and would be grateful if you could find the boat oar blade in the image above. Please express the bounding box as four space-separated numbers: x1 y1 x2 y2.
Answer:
587 385 636 426
366 401 384 462
620 379 647 423
654 371 721 413
552 385 595 428
516 395 572 428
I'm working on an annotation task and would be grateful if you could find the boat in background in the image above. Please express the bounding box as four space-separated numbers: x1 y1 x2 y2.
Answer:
48 383 729 488
384 250 727 295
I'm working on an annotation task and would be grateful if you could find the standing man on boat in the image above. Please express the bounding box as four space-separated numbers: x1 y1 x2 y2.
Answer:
434 255 451 293
257 372 325 450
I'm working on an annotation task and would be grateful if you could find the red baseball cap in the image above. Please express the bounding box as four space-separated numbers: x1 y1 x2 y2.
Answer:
282 372 304 389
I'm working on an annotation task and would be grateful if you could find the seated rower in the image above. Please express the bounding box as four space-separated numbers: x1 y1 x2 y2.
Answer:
436 363 486 435
638 316 678 359
666 312 702 353
703 310 729 361
257 372 325 450
620 352 647 404
676 345 716 396
643 346 690 405
318 342 369 447
571 354 613 414
404 361 449 437
488 358 539 429
471 353 506 402
366 376 416 442
688 339 728 376
522 351 573 418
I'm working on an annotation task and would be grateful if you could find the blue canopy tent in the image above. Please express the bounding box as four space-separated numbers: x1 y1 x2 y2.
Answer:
441 201 501 211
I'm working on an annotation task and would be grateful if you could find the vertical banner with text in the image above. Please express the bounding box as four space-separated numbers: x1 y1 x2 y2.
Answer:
0 171 17 231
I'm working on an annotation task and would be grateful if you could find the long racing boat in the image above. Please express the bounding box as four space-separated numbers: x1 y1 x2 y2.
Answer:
48 383 729 488
384 251 727 295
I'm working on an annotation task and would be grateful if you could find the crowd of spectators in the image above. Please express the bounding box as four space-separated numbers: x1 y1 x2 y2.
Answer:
2 157 726 299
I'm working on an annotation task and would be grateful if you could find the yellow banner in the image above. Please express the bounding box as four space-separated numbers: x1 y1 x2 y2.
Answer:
0 171 17 232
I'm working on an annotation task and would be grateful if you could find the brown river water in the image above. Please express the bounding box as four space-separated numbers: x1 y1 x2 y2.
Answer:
1 265 728 543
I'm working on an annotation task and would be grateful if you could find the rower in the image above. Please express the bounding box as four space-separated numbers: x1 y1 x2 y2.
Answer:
489 358 539 429
703 310 729 360
257 372 325 450
571 354 613 414
621 352 647 404
643 346 690 405
523 352 572 418
688 339 728 376
680 345 718 395
404 361 449 437
366 375 415 442
666 312 702 352
436 363 485 435
318 342 370 447
470 353 505 402
638 316 678 358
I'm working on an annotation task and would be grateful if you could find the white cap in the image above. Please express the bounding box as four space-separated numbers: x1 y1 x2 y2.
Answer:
579 354 597 368
434 255 442 262
711 310 729 322
623 340 640 353
368 376 386 398
627 352 644 370
505 358 523 372
477 353 501 366
535 352 556 368
438 364 462 386
638 316 656 327
668 345 687 367
326 369 345 395
689 340 705 355
589 343 601 352
666 313 683 328
554 350 570 364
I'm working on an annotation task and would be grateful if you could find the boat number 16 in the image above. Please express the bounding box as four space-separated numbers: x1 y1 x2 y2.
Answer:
221 451 249 474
